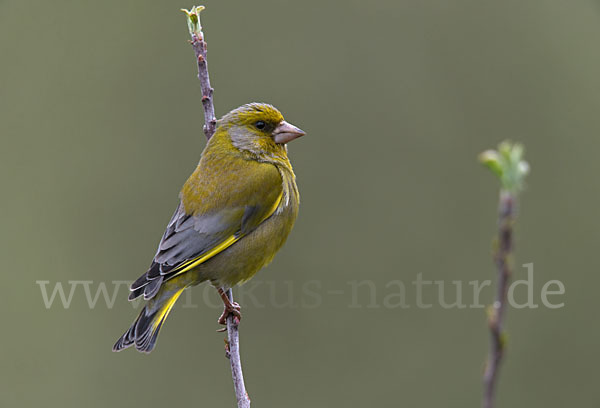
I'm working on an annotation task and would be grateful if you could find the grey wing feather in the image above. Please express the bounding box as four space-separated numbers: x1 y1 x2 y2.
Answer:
128 201 242 300
153 204 238 269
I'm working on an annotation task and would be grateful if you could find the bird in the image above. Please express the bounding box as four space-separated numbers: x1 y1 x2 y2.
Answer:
113 103 305 353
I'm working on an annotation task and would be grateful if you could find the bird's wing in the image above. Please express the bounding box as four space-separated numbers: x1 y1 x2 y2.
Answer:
130 160 283 300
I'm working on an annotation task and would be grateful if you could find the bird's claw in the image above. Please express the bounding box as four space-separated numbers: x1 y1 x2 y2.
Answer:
218 301 241 326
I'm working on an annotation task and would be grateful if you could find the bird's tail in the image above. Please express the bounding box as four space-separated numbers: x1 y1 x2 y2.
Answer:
113 285 187 353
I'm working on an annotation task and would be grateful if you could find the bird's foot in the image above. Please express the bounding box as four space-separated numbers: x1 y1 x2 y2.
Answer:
218 301 242 326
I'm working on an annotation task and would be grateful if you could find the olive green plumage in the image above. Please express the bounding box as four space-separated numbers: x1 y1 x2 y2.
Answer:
113 103 304 353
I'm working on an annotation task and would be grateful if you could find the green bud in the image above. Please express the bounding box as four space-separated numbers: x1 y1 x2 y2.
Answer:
181 5 205 38
479 141 529 194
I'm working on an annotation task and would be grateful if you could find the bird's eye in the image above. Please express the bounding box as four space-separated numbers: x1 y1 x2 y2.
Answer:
255 121 266 130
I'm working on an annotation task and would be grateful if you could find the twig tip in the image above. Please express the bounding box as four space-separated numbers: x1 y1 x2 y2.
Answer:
182 5 206 38
479 140 530 195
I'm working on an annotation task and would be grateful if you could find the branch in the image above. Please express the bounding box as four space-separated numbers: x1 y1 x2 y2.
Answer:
225 289 251 408
181 7 250 408
479 142 529 408
181 6 216 140
482 190 513 408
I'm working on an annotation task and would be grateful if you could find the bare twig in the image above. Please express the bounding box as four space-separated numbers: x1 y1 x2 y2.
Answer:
225 289 251 408
479 142 529 408
482 191 514 408
181 7 250 408
182 6 216 140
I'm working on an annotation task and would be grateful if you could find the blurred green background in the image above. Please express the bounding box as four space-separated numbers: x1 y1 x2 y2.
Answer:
1 0 599 406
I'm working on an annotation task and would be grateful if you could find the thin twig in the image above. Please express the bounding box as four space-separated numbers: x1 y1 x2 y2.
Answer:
183 6 217 140
482 191 514 408
226 289 251 408
182 7 250 408
479 141 528 408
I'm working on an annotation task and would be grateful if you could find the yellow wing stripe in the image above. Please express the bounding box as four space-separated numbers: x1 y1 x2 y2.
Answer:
175 235 240 275
169 191 283 278
152 286 186 330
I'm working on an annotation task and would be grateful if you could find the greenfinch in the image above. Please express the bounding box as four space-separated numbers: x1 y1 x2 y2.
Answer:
113 103 304 353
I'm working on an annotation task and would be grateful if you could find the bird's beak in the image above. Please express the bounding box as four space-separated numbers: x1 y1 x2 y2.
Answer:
273 121 306 144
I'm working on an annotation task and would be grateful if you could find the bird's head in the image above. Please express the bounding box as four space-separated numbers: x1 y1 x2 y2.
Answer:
216 103 305 158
